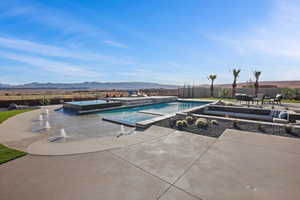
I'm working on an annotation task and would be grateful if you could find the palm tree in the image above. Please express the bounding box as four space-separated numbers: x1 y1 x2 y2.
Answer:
254 71 261 97
208 74 217 97
232 69 241 97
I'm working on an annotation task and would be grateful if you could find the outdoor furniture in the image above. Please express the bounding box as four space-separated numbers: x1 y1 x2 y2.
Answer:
235 94 254 105
273 118 289 124
8 103 17 110
269 94 283 104
289 113 300 123
253 93 266 104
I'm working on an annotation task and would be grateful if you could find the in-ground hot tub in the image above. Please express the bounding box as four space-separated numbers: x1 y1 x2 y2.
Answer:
63 100 122 113
106 96 178 106
192 104 292 123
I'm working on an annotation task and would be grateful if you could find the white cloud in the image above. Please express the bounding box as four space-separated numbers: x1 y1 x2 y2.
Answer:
0 51 103 77
104 40 128 48
0 36 136 65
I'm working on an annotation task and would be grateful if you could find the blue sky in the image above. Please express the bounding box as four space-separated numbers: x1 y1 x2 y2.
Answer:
0 0 300 85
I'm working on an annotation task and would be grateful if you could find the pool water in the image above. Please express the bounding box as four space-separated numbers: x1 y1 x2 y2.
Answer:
97 101 207 124
66 100 107 105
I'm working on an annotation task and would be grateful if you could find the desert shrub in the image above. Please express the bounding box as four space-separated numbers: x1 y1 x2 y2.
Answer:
44 98 50 105
281 88 297 100
211 120 219 126
176 120 184 130
39 98 51 105
182 120 188 127
185 116 194 125
195 118 208 129
220 88 231 98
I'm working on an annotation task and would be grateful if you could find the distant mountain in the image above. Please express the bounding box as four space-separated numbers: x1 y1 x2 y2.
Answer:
0 82 178 90
0 83 11 88
2 80 299 90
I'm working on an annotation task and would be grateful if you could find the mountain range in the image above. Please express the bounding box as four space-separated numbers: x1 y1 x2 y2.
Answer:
1 80 299 90
0 82 178 90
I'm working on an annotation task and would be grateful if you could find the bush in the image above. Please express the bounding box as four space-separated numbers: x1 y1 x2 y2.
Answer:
220 88 231 98
185 116 194 125
195 118 208 129
281 88 297 100
176 120 184 130
182 120 188 127
211 120 219 126
39 98 51 105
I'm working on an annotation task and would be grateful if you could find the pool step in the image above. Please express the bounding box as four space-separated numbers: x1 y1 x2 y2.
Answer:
102 117 136 127
138 111 164 116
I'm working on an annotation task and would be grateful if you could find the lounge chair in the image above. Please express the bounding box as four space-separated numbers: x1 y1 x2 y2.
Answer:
253 93 265 104
269 94 283 104
235 94 253 105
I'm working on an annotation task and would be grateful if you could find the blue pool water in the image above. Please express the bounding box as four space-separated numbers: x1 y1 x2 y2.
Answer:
66 100 107 105
97 101 207 124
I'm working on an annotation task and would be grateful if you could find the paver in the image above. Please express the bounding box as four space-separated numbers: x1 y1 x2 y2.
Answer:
0 151 169 200
2 106 300 200
175 133 300 200
159 186 200 200
112 131 215 183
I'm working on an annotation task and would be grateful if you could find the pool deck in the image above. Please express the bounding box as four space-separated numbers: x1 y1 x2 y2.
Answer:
1 105 300 199
27 125 174 155
0 105 61 150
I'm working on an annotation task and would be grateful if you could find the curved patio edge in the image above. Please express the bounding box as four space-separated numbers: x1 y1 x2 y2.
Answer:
27 126 174 156
0 105 61 144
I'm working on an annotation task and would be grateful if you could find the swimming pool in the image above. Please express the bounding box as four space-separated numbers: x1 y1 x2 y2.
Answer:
97 101 208 124
66 100 107 105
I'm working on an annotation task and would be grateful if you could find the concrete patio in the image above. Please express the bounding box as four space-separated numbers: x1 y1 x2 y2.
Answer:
1 124 300 200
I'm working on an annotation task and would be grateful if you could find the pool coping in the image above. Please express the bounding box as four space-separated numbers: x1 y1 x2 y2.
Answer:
75 99 212 114
136 100 217 128
78 99 214 128
76 96 178 114
102 117 136 127
138 110 165 116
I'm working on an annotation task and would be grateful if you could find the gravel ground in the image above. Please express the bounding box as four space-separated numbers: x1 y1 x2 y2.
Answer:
155 116 300 139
